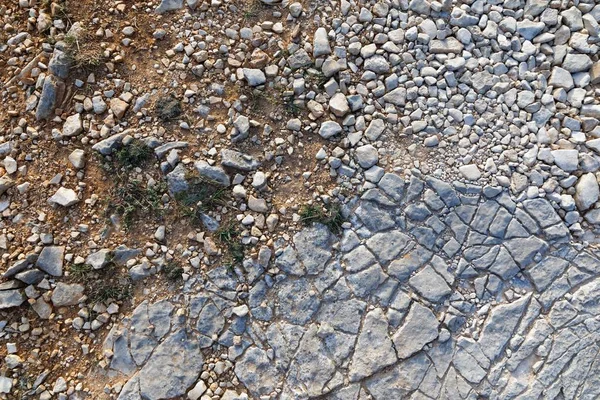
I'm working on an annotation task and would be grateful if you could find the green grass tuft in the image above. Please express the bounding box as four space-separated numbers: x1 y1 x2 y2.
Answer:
89 281 132 303
299 204 345 234
67 263 93 282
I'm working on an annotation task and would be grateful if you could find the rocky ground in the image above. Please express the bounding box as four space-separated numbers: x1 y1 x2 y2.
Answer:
0 0 600 399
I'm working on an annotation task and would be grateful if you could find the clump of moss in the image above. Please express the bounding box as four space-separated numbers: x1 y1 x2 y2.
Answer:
155 96 182 121
163 261 184 282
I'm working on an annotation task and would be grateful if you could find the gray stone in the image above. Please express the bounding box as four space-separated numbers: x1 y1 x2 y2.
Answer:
409 0 431 15
392 302 438 359
349 308 397 381
284 325 336 397
388 245 432 281
453 343 487 384
155 0 183 13
48 49 70 79
293 224 331 274
549 67 574 90
365 119 385 141
575 173 599 211
478 295 530 361
51 282 84 306
319 121 342 139
313 27 331 57
329 93 349 117
194 161 230 186
383 87 407 106
4 157 18 175
36 75 59 120
429 38 463 53
0 175 14 196
3 259 30 278
365 353 431 399
562 6 584 31
36 246 64 276
196 302 224 347
516 20 545 40
277 278 320 325
471 71 498 94
364 55 390 74
316 299 365 334
355 145 378 168
0 290 25 309
243 69 266 86
221 149 260 171
86 249 111 269
582 105 600 118
235 346 280 397
346 263 386 298
68 149 86 169
562 54 593 73
92 132 127 155
409 265 452 302
366 231 412 265
522 198 562 228
137 329 203 399
62 113 82 137
426 176 460 207
14 269 44 285
287 49 312 69
459 164 481 180
48 187 79 207
92 96 107 114
342 245 376 273
154 141 188 158
166 163 189 194
526 256 569 291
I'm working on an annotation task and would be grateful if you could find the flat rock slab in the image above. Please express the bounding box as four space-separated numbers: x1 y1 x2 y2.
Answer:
0 290 25 309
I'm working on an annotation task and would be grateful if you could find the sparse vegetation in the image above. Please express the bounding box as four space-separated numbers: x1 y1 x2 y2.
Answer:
68 261 131 304
114 140 154 169
67 263 94 282
245 88 278 113
63 30 103 70
107 180 164 230
216 222 244 267
241 0 263 21
163 261 184 281
299 203 345 234
306 70 328 89
284 100 303 116
89 279 132 303
176 173 230 222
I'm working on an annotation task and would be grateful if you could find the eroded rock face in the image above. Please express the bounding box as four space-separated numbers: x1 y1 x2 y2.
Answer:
102 175 598 400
